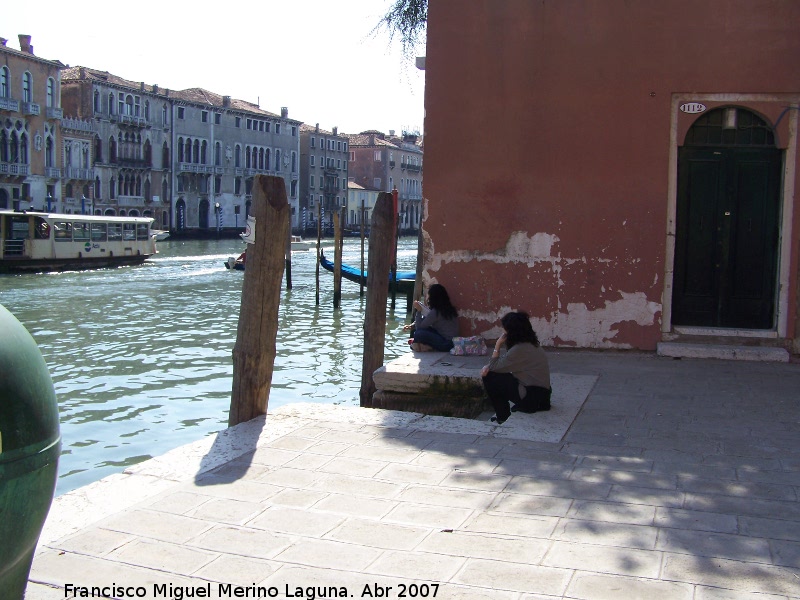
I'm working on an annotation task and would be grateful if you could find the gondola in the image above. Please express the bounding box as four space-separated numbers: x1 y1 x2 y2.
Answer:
319 250 416 294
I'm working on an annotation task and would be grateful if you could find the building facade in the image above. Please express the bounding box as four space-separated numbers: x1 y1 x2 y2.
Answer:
423 0 800 353
345 181 381 231
60 68 301 234
299 124 349 236
0 35 64 212
346 130 422 234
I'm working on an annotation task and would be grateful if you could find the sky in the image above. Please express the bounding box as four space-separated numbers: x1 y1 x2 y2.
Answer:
3 0 426 136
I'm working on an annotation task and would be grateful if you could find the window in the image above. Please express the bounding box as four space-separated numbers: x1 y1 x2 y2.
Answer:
246 119 252 130
275 124 280 135
349 151 355 161
292 152 297 173
215 113 221 125
202 111 208 123
108 93 115 115
265 122 271 133
337 159 341 169
259 121 264 132
310 155 315 167
310 175 315 189
177 106 185 119
215 142 221 166
374 151 382 161
311 137 315 149
291 126 297 136
215 176 221 194
343 142 347 152
22 72 32 103
0 66 8 98
373 178 381 188
162 105 168 125
235 145 241 167
235 116 241 127
235 177 241 195
47 78 56 107
291 180 297 196
337 141 342 151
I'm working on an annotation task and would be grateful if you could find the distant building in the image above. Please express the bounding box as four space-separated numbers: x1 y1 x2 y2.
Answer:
299 123 349 236
0 34 64 211
346 129 422 234
345 180 381 231
61 67 301 234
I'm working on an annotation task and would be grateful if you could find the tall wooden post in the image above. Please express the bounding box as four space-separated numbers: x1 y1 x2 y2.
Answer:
315 202 321 306
412 215 424 312
333 210 342 308
285 203 293 290
360 199 366 296
360 192 394 407
229 175 288 426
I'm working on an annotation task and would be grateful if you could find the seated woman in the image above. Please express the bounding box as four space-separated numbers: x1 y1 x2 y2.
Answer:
480 311 551 424
403 283 459 352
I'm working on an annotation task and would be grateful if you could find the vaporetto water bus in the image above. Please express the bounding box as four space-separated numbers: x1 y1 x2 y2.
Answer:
0 210 157 273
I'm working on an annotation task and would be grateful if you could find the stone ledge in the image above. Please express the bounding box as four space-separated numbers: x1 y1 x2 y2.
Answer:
373 351 489 394
657 342 790 362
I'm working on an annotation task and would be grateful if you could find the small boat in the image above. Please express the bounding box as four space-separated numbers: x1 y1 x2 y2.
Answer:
224 251 246 271
0 210 157 274
152 229 170 241
291 236 313 251
319 250 416 294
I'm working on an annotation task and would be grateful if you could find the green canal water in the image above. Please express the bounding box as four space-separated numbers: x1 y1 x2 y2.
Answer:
0 237 419 495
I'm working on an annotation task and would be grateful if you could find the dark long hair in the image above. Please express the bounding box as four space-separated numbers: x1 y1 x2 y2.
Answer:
501 311 540 348
427 284 458 320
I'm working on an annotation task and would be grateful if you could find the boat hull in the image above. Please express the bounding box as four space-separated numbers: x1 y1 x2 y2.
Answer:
0 254 151 274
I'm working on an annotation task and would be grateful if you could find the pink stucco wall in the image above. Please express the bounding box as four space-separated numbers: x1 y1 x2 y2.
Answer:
423 0 800 350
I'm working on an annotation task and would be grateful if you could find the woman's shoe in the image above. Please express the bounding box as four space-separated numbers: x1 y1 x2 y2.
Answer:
490 415 507 425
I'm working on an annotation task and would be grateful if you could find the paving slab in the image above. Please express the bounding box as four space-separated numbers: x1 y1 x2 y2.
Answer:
25 350 800 599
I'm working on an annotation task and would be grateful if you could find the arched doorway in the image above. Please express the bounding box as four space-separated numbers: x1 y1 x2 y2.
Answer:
672 107 782 329
199 199 210 229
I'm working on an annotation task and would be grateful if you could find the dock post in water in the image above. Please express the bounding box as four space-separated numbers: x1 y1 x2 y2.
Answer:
360 199 366 296
315 202 321 306
229 175 289 426
360 192 394 407
285 202 292 290
333 210 342 308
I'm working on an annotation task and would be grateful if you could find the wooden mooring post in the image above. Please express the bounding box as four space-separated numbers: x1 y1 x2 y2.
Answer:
333 209 342 308
229 175 288 426
285 203 292 290
359 192 394 407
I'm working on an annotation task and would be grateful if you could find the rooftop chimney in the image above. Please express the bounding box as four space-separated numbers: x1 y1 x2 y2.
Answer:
0 38 7 47
153 84 159 94
222 95 231 108
333 126 338 136
281 107 288 118
140 82 145 91
315 123 319 133
389 130 395 136
18 34 33 55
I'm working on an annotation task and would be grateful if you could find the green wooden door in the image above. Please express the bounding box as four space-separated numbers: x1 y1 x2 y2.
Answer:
673 145 781 328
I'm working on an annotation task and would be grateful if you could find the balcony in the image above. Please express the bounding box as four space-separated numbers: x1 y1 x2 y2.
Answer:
118 195 144 207
22 102 40 116
0 96 19 112
64 167 95 181
61 117 94 133
0 162 29 176
215 166 226 174
45 167 61 179
119 114 147 127
178 163 213 174
116 158 150 170
46 106 63 120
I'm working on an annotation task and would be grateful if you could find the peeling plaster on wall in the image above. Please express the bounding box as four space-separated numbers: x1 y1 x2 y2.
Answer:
428 231 561 274
459 292 661 349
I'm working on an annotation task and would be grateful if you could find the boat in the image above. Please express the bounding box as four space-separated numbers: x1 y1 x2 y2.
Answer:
319 250 416 294
152 229 170 241
291 236 313 251
0 210 157 274
224 252 246 271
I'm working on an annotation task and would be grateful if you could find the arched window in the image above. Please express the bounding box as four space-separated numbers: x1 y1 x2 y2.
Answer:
201 140 207 164
291 151 297 173
125 95 134 116
108 93 115 115
162 180 168 204
162 141 169 167
0 66 9 98
258 147 264 170
144 140 152 165
47 78 56 107
109 136 116 162
177 137 184 163
275 149 281 171
95 176 101 199
193 139 200 163
65 183 73 198
22 72 32 103
93 90 100 113
215 141 221 166
95 136 102 163
0 130 7 162
144 100 150 120
245 146 251 169
109 177 115 199
234 145 241 168
44 136 53 167
265 148 271 171
161 105 167 126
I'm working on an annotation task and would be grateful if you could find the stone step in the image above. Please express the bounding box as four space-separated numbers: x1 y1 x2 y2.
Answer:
657 341 790 362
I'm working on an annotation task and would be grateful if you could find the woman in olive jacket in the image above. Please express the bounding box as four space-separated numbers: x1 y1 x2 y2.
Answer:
481 311 551 424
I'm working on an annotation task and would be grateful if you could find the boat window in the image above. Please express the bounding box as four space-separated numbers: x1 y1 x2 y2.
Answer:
34 217 50 239
108 223 122 241
72 222 90 241
123 223 136 241
10 217 30 240
136 223 150 240
54 221 71 241
91 222 107 241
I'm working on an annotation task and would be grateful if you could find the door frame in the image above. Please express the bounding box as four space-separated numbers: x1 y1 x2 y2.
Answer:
663 94 798 338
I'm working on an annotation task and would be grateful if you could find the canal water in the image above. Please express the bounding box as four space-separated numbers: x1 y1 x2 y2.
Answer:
0 236 420 496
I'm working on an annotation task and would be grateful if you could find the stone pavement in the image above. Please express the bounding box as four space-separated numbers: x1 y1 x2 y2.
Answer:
25 350 800 599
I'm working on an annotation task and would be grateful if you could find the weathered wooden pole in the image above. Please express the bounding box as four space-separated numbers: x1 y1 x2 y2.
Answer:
315 202 321 306
333 210 342 308
229 175 288 426
285 202 293 290
360 192 394 407
412 215 424 312
390 189 399 310
360 199 366 296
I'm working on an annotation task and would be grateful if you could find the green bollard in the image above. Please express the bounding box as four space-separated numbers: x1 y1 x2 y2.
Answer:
0 303 61 600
